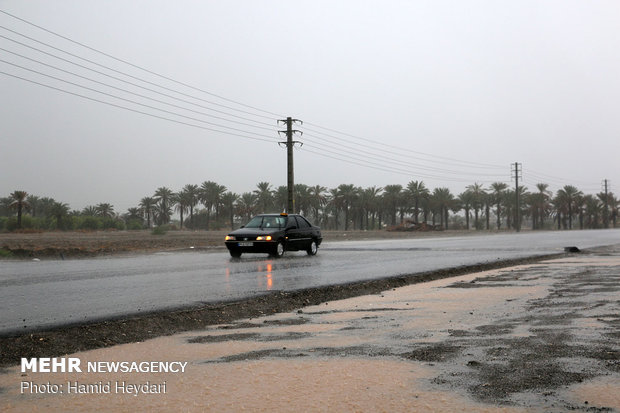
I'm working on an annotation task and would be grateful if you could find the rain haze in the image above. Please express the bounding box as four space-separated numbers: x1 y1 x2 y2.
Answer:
1 0 619 212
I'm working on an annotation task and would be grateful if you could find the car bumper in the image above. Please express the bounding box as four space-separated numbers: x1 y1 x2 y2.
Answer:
225 240 276 253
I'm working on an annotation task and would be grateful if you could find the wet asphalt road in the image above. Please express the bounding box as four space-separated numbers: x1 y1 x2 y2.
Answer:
1 229 619 334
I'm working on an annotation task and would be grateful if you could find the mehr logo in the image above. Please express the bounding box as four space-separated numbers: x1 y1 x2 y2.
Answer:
21 358 82 373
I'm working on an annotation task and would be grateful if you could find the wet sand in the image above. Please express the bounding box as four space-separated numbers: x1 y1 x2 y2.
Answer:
1 247 619 412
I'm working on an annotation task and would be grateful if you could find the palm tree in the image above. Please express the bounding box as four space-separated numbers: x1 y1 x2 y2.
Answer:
308 185 327 225
81 206 98 216
364 186 383 230
213 184 227 227
95 203 115 219
254 182 274 214
9 190 30 229
432 187 455 230
610 193 619 228
139 197 157 228
611 193 619 228
273 186 288 212
154 187 175 225
236 192 257 221
597 191 615 228
199 181 217 229
174 192 190 229
466 183 486 230
383 184 403 226
50 201 70 230
125 207 143 222
327 187 343 230
556 185 583 230
583 194 602 229
458 190 474 230
180 184 200 226
406 181 429 223
26 195 40 217
530 183 552 230
0 197 12 216
154 202 173 227
338 184 358 231
221 192 239 229
294 184 311 217
37 197 57 219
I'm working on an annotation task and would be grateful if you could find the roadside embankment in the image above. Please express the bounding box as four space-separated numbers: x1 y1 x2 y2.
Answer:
0 229 473 258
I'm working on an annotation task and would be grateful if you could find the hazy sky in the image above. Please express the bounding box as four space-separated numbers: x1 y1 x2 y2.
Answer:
2 1 619 212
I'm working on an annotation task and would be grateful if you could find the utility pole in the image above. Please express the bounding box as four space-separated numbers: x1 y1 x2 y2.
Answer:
278 117 303 213
603 179 610 228
512 162 522 232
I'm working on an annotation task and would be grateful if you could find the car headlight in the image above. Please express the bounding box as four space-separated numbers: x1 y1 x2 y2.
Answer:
256 235 272 241
225 235 235 241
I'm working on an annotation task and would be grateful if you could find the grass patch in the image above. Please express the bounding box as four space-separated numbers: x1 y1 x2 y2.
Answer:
0 248 14 258
151 226 168 235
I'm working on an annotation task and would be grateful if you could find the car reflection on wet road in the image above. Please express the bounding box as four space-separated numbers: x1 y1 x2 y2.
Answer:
1 229 619 334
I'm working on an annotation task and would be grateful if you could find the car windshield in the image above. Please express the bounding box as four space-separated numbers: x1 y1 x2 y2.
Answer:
244 216 286 229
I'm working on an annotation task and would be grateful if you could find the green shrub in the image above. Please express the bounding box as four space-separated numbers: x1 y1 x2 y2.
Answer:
152 225 168 235
126 219 144 230
79 216 102 231
6 216 34 232
0 248 13 258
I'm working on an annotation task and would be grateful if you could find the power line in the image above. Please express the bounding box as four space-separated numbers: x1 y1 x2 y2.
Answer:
303 121 505 169
0 70 276 144
300 143 500 183
0 9 285 118
0 59 280 141
303 132 506 178
0 26 278 123
0 23 505 181
0 47 278 133
0 11 609 192
0 33 279 130
528 168 594 187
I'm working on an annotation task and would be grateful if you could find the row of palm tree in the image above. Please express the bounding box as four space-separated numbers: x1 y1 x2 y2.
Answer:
3 180 618 231
127 180 618 231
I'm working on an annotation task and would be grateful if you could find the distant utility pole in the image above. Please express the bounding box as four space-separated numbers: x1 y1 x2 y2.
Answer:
603 179 610 228
278 117 303 213
512 162 522 232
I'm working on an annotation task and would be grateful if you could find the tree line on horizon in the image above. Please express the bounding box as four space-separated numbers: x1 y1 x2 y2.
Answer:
1 180 618 233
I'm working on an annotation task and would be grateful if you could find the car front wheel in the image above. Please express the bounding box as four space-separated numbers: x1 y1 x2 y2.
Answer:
271 240 285 258
307 239 318 256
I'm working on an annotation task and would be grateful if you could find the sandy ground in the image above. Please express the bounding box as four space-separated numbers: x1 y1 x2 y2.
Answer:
0 229 467 258
2 248 619 412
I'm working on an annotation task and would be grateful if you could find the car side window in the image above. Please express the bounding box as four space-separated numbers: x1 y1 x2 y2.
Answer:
286 217 298 229
295 216 310 229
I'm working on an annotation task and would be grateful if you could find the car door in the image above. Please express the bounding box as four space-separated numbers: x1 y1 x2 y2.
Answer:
284 216 301 249
293 216 313 249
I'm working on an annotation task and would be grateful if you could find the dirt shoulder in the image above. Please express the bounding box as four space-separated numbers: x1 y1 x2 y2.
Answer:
0 228 473 258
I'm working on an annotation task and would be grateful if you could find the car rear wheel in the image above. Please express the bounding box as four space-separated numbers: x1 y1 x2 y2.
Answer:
307 239 318 256
271 240 285 258
229 250 242 258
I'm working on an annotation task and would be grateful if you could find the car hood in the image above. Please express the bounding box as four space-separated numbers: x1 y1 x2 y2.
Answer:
229 227 283 236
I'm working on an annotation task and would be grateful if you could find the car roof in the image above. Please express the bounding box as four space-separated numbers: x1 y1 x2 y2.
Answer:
256 213 301 217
